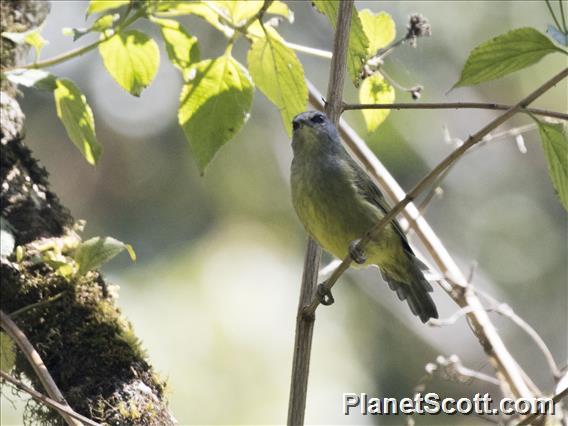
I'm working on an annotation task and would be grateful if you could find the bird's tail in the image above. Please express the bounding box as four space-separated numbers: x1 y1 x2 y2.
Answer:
379 257 438 323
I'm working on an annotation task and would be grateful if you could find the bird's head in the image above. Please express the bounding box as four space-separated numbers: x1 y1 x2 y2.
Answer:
291 111 340 154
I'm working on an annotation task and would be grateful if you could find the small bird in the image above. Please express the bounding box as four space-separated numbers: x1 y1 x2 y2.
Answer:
290 111 438 323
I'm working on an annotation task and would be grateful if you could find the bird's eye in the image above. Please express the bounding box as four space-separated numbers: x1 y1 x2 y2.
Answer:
310 114 325 124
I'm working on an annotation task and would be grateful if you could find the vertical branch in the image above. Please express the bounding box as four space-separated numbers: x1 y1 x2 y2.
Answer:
287 2 354 425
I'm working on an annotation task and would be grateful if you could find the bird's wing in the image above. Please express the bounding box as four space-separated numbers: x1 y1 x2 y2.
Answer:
349 157 413 254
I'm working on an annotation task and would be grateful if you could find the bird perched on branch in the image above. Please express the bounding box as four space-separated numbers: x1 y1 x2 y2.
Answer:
290 110 438 323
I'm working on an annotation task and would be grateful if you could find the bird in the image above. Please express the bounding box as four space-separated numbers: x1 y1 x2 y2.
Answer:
290 110 438 323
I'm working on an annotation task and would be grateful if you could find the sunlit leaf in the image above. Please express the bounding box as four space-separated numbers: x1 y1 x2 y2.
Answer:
359 73 395 132
154 1 234 37
359 9 395 56
536 120 568 211
312 0 369 87
99 29 160 96
54 79 101 165
73 236 136 276
87 0 129 15
267 1 294 22
454 27 563 88
4 69 56 91
153 18 199 72
178 53 253 174
0 332 15 374
2 28 47 58
247 27 307 135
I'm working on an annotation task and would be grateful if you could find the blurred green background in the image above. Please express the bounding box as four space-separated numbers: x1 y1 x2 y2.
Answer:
1 1 567 425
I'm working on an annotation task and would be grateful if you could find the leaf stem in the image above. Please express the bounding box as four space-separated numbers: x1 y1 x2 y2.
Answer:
3 10 143 72
559 0 568 34
343 101 568 121
546 0 563 33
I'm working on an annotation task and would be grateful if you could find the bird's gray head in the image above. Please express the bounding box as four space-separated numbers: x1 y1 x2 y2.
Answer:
291 111 340 154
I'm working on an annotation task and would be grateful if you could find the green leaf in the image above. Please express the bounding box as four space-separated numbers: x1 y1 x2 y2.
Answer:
312 0 369 87
178 53 254 174
2 28 48 58
0 332 16 374
267 1 294 22
536 120 568 211
4 69 57 91
247 28 307 136
73 236 136 276
154 1 233 37
359 73 395 133
54 79 101 165
87 0 129 16
454 27 563 88
359 10 395 56
153 18 199 72
99 29 160 96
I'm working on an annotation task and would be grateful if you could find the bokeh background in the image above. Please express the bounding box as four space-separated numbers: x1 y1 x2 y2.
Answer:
2 1 567 425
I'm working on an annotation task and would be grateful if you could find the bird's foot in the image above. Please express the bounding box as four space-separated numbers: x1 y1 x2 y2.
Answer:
349 239 367 264
317 283 334 306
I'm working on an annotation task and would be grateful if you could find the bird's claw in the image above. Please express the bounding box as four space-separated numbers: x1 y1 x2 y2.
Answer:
349 240 367 264
317 283 334 306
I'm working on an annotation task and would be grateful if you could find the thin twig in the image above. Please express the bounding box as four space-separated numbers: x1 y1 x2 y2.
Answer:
516 387 568 426
343 102 568 121
475 289 562 381
0 310 81 426
0 371 101 426
2 11 143 73
304 68 568 317
287 2 353 425
546 0 563 33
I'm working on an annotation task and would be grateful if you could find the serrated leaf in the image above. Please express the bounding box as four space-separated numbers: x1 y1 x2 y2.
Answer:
54 79 101 165
536 120 568 211
73 236 136 276
359 73 395 132
153 18 199 72
547 24 568 47
87 0 129 16
0 332 16 374
178 53 253 174
99 29 160 96
312 0 369 87
454 27 563 88
4 69 57 91
359 10 395 56
247 27 307 136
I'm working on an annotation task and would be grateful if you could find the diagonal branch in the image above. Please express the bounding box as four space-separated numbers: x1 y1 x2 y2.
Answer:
287 2 354 425
0 310 81 426
0 371 101 426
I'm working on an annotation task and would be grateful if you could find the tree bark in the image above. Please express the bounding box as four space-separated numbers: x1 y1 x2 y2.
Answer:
1 2 175 424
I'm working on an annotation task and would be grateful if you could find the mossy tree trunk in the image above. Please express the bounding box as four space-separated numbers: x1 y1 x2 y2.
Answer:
1 2 175 424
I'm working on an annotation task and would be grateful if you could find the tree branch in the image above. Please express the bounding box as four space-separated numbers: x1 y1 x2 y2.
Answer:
343 102 568 121
0 371 100 426
287 2 353 425
516 387 568 426
0 310 81 426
